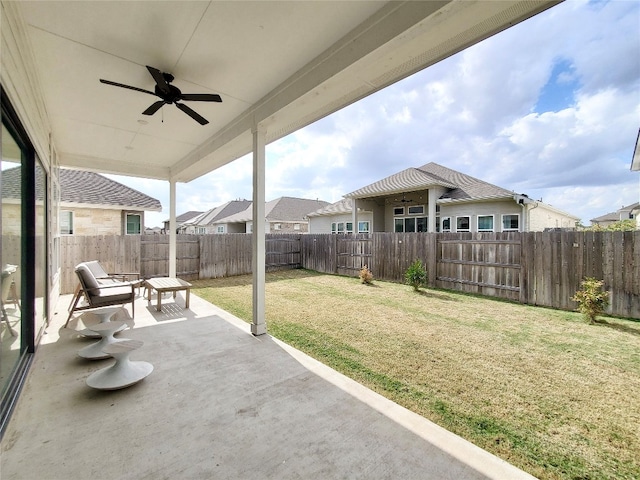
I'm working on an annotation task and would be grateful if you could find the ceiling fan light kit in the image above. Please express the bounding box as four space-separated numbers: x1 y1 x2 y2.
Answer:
99 66 222 125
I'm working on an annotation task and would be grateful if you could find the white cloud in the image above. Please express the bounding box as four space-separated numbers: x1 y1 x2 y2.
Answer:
117 0 640 229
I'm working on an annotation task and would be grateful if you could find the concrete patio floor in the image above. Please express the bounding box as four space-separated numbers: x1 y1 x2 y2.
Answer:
1 291 535 479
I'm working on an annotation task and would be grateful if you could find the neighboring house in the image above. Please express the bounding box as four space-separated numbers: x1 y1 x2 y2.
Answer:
1 167 161 235
210 197 330 233
180 200 252 234
162 210 204 234
307 162 579 234
590 202 640 229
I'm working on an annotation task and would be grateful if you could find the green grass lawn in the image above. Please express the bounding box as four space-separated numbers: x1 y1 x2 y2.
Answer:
192 269 640 480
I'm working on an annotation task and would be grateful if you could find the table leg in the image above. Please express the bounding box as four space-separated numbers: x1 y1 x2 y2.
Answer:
156 290 162 312
147 285 151 302
185 288 190 309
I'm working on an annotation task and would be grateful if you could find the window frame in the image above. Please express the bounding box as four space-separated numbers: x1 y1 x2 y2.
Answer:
216 225 225 234
441 216 451 232
393 207 404 216
477 215 494 232
456 216 470 232
407 205 425 215
358 221 370 233
60 210 74 235
501 214 520 232
125 213 141 235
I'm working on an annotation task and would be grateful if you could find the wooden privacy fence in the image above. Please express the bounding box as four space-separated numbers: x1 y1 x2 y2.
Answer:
299 232 640 319
60 231 640 319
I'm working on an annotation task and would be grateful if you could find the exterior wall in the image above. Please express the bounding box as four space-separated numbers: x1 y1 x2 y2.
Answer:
269 221 309 233
308 212 374 234
383 190 429 231
309 216 333 234
226 223 247 233
528 204 578 231
59 207 146 235
439 200 522 232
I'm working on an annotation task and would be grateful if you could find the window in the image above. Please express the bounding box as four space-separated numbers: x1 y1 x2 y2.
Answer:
416 217 427 232
346 222 353 233
196 227 206 234
294 223 300 230
477 215 494 232
394 218 404 232
502 214 519 231
216 225 225 234
60 210 74 235
358 221 370 233
456 216 470 232
247 223 252 233
274 223 281 230
331 223 337 234
126 213 141 235
337 222 345 233
408 205 424 215
441 217 451 232
404 217 416 232
393 207 404 216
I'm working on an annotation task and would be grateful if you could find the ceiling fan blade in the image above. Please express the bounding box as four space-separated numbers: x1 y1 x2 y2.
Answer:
175 102 209 125
146 66 171 95
142 101 166 116
99 79 156 96
178 93 222 102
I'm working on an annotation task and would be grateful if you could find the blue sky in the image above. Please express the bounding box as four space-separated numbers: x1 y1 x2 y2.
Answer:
111 0 640 228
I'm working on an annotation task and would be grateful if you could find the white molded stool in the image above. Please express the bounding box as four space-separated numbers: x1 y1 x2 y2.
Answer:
78 307 127 338
77 321 125 360
86 339 153 390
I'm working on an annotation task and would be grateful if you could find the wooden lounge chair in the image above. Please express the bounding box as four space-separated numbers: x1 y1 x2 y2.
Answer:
65 262 136 327
67 260 141 312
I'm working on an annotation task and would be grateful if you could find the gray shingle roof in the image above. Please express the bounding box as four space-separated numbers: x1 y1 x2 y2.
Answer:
188 200 252 226
2 167 162 210
60 169 162 210
211 197 330 224
591 202 640 223
345 162 513 201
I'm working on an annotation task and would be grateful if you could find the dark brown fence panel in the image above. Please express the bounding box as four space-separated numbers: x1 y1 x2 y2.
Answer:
336 234 372 276
266 234 302 271
301 235 337 274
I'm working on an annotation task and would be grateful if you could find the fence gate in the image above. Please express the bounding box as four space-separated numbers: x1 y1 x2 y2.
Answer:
336 234 372 276
436 232 522 301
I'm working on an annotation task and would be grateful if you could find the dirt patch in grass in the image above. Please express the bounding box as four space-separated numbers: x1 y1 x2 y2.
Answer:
193 269 640 480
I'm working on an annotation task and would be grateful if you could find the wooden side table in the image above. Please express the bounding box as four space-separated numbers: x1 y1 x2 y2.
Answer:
144 277 192 312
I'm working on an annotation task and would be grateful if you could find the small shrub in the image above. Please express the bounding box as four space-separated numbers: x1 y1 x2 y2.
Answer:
571 277 609 324
359 265 373 284
405 259 427 291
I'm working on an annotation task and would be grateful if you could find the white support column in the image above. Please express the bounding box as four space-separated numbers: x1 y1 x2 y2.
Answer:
351 198 358 234
428 189 437 233
251 127 267 336
169 180 177 278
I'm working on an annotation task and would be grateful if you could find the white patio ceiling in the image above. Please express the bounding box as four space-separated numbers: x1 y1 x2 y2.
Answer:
13 0 559 183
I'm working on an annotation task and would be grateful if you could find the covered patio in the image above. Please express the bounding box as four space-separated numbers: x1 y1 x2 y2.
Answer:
1 292 534 479
2 1 560 476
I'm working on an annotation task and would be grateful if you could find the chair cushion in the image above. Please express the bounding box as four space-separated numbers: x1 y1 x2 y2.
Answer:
90 285 133 305
84 260 110 279
75 263 100 291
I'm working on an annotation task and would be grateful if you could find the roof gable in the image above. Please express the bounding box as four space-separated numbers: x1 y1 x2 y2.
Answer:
2 167 162 210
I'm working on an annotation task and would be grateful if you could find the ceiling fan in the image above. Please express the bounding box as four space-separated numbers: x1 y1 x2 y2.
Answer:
99 66 222 125
393 193 414 205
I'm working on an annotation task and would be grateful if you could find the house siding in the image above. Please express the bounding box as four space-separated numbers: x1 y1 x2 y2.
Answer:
528 204 578 231
439 200 522 232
